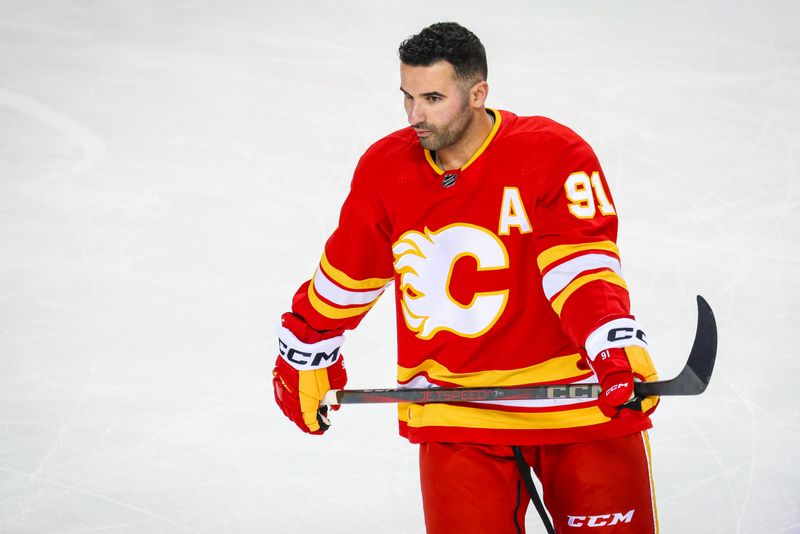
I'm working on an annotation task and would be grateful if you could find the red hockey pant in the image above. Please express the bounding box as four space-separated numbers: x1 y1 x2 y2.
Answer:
419 431 657 534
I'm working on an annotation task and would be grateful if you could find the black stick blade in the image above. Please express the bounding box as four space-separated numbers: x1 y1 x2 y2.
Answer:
635 295 718 396
687 295 717 390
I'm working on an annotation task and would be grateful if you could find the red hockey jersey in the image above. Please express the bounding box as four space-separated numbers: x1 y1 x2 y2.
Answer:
288 109 657 445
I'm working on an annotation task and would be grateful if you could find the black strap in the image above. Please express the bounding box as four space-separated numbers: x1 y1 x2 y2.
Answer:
512 446 555 534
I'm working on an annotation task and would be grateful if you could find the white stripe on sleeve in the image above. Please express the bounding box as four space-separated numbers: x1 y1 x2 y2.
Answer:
541 253 623 300
312 268 388 306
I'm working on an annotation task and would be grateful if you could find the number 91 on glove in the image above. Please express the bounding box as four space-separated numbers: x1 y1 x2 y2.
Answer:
272 313 347 435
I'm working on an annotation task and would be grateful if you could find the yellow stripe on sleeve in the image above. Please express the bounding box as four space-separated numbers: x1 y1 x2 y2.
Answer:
550 270 628 316
537 241 620 273
320 251 392 290
308 279 376 319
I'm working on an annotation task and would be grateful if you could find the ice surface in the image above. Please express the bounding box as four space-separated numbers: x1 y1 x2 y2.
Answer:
0 0 798 532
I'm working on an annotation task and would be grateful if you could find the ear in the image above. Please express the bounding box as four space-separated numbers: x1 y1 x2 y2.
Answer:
470 80 489 108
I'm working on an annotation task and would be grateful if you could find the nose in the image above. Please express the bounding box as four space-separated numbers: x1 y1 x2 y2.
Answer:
407 102 425 126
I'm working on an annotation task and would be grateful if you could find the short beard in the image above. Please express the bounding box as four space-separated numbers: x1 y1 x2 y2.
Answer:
417 97 474 152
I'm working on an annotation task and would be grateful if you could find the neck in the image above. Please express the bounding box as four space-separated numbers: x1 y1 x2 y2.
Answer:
436 109 494 170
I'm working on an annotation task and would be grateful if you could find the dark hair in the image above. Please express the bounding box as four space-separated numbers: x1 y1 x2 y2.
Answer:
398 22 487 82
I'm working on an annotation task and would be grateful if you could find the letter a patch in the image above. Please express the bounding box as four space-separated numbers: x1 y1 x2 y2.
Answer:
498 187 532 235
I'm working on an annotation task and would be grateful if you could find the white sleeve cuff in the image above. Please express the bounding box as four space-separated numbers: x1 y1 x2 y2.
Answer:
584 318 648 361
277 325 345 370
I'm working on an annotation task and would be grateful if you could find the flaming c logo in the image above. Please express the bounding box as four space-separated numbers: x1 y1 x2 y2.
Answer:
392 224 509 340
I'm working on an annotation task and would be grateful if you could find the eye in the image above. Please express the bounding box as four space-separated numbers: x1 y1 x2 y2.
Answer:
426 95 441 103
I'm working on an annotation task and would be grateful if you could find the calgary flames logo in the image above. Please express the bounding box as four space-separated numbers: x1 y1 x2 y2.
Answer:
392 224 509 340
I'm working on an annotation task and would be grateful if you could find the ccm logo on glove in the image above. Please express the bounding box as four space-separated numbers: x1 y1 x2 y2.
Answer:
603 381 628 396
278 325 343 369
278 338 340 368
606 326 646 344
586 318 648 360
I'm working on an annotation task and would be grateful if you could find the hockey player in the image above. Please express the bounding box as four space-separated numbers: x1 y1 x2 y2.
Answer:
273 22 661 533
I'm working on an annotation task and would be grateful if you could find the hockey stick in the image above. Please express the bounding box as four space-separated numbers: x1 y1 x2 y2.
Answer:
321 295 717 406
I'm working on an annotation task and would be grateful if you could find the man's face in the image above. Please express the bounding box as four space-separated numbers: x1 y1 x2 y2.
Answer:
400 61 474 152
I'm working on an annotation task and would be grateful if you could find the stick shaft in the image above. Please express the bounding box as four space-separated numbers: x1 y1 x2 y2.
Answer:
322 383 603 406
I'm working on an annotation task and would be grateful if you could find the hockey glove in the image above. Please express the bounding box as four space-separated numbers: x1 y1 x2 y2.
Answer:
273 313 347 434
583 318 660 418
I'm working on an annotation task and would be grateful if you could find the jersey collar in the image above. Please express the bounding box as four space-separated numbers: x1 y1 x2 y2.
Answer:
424 108 502 175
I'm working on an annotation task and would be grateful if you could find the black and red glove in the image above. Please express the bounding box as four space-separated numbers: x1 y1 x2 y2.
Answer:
583 318 660 418
273 313 347 434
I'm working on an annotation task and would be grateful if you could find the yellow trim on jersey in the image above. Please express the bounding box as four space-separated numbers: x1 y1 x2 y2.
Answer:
423 108 502 174
320 251 392 290
424 150 444 175
537 241 620 273
462 108 502 170
401 402 609 430
398 353 584 387
550 270 628 316
308 279 376 319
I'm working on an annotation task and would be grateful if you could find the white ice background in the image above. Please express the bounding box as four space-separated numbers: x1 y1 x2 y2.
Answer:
1 1 798 532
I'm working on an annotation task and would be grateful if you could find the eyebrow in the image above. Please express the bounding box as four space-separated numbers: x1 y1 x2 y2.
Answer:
400 87 446 98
